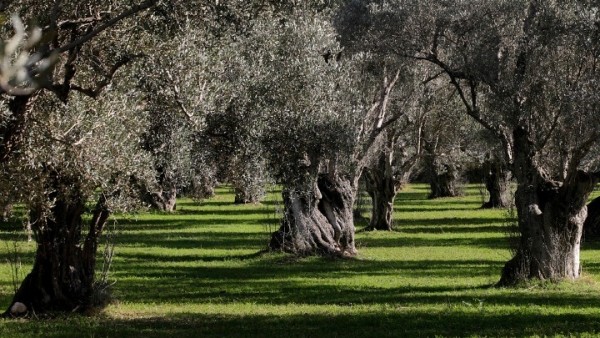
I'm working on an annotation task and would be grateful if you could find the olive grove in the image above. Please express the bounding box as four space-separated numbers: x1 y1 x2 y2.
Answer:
1 0 599 319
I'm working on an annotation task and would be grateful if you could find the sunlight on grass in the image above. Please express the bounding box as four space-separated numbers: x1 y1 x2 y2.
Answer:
2 184 600 337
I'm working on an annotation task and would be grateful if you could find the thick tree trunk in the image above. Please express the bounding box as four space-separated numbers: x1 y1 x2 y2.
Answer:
365 169 396 231
149 186 177 212
428 163 462 199
364 150 407 231
4 192 109 316
583 196 600 239
233 186 264 204
269 174 356 256
482 158 511 209
499 128 597 285
140 167 177 212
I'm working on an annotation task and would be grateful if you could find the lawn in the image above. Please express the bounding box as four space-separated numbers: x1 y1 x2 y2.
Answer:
1 184 600 337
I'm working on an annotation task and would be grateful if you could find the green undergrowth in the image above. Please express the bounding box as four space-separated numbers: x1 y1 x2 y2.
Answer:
1 184 600 337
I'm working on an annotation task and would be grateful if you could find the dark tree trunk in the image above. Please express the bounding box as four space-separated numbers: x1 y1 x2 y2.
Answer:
269 174 356 256
482 157 511 209
233 186 264 204
148 186 177 212
1 203 13 221
583 196 600 240
4 185 110 316
365 167 396 231
499 128 597 285
140 167 177 212
428 163 462 199
364 148 410 231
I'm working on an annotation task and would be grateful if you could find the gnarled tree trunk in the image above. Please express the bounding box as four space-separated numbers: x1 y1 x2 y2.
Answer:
4 184 110 316
428 163 462 199
364 147 414 231
482 157 511 209
148 185 177 212
270 174 356 256
139 167 177 212
499 128 597 285
233 185 264 204
365 165 396 231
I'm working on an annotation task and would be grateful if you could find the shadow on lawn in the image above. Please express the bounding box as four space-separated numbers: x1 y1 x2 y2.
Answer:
4 310 600 337
114 230 269 250
95 311 600 337
110 254 506 305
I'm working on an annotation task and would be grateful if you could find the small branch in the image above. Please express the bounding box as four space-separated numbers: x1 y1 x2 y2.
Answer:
50 0 157 55
165 70 196 123
71 53 144 99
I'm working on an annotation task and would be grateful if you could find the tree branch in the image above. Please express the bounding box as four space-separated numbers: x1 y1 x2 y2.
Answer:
51 0 157 55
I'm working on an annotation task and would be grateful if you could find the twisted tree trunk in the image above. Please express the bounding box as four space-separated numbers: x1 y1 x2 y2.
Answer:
233 185 264 204
148 185 177 212
140 167 177 212
4 180 110 316
364 148 414 231
428 163 462 199
270 173 356 256
499 128 597 285
365 164 396 231
482 157 511 209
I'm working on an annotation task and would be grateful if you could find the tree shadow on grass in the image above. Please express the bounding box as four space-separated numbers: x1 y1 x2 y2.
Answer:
357 235 507 249
395 217 508 227
3 309 599 338
114 231 269 250
109 255 507 305
394 225 506 234
174 208 276 216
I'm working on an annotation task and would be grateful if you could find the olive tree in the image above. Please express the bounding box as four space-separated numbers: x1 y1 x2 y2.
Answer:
0 0 157 315
257 11 416 255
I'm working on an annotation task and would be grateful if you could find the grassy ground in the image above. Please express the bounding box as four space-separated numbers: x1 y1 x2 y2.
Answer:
1 184 600 337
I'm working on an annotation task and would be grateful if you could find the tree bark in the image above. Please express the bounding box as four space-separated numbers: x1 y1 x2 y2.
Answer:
4 181 110 316
140 167 177 212
583 196 600 240
269 174 357 256
482 157 511 209
499 127 597 285
365 166 396 231
428 163 462 199
1 203 13 221
233 185 264 204
363 146 413 231
148 186 177 212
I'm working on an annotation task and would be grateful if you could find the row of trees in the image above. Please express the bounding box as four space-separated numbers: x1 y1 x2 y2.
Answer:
0 0 599 316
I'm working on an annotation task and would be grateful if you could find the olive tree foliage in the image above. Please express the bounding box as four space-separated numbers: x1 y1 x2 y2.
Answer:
131 18 216 211
339 0 600 284
419 85 477 199
0 0 158 315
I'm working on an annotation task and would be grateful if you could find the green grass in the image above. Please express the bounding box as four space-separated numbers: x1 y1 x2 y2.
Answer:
1 184 600 337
